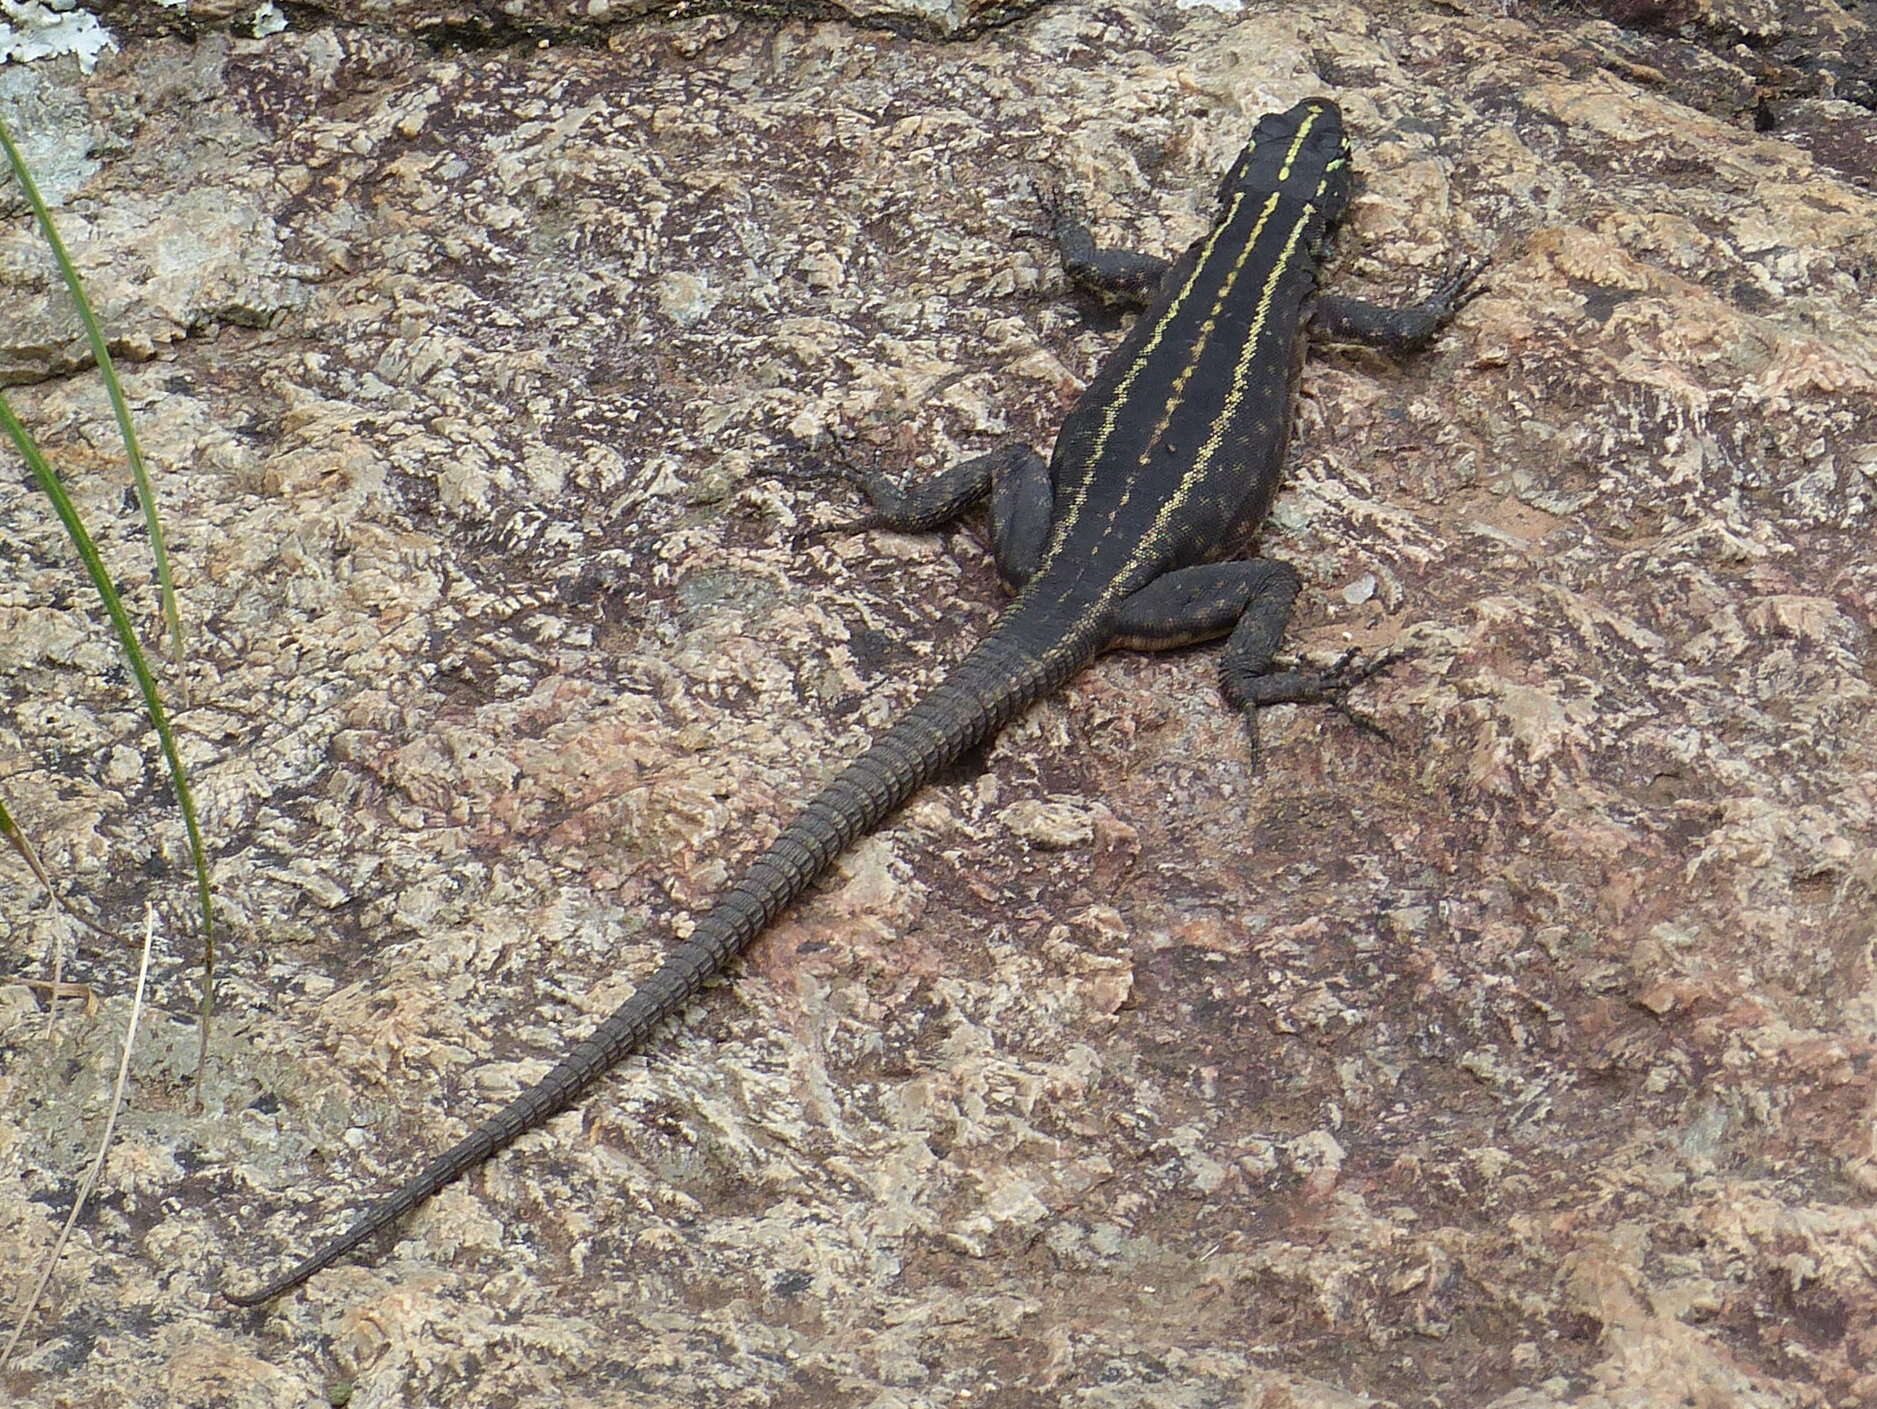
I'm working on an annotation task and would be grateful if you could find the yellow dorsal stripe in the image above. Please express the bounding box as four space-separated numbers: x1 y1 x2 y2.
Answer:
1275 103 1325 183
1031 103 1340 607
1098 194 1285 529
1082 189 1250 468
1092 205 1317 608
1028 190 1255 580
1152 207 1317 540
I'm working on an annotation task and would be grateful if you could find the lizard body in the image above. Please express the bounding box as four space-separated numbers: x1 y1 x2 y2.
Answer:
225 97 1483 1306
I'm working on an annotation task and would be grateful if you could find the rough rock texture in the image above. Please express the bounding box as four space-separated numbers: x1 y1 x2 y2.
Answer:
85 0 1051 45
2 2 1875 1407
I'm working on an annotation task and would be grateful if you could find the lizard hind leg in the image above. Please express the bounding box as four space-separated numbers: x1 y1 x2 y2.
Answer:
1112 560 1408 760
985 444 1052 589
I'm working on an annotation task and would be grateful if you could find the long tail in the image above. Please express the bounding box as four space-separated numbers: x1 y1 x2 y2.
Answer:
223 607 1102 1305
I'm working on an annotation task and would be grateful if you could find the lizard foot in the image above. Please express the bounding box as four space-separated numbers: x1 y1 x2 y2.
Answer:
1426 255 1492 321
771 435 885 542
1225 646 1415 759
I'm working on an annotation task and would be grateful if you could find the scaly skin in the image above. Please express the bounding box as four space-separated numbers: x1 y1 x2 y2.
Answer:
223 97 1484 1306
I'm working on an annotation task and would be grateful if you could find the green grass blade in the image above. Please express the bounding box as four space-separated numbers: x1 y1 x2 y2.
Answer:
0 114 184 663
0 395 215 1063
0 791 119 942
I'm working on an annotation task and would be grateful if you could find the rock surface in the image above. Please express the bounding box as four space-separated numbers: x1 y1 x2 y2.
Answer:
2 2 1875 1406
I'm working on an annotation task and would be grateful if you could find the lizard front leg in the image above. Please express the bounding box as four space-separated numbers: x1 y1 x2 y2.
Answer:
790 441 1055 591
1040 189 1173 308
1312 256 1489 354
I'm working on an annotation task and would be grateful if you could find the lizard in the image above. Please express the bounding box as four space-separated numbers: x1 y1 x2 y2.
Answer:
223 96 1486 1306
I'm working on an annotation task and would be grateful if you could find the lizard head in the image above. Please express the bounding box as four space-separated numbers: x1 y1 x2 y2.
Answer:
1217 98 1353 223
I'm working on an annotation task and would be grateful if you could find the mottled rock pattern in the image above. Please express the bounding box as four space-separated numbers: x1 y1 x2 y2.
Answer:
2 2 1875 1407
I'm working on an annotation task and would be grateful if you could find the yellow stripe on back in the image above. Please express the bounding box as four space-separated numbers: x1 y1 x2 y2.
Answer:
1029 190 1251 580
1088 205 1318 610
1030 101 1340 616
1096 192 1283 532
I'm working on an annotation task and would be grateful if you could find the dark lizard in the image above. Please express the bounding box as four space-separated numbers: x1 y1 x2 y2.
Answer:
224 97 1485 1305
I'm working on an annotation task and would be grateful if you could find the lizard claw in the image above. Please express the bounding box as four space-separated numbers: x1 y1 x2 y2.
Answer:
1020 173 1080 240
773 435 883 543
1317 645 1418 744
1428 255 1491 318
1226 646 1415 757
